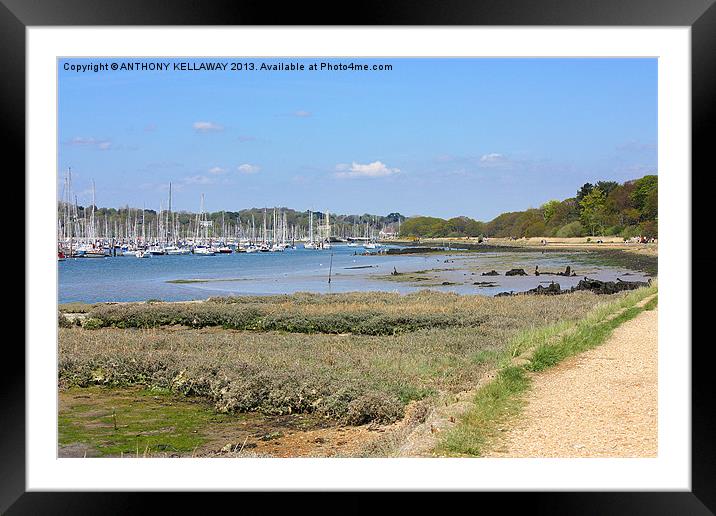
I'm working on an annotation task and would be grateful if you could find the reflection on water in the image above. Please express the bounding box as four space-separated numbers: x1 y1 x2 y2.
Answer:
58 246 650 304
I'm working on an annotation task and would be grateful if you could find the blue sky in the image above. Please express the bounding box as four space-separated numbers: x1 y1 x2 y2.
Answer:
58 58 657 220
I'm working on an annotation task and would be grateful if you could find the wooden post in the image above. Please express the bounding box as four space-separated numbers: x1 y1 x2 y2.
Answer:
328 252 333 284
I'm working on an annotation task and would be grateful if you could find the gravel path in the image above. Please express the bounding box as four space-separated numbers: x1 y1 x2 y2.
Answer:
486 307 658 458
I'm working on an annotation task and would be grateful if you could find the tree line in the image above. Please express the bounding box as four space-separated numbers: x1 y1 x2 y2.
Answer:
59 203 406 239
400 175 657 239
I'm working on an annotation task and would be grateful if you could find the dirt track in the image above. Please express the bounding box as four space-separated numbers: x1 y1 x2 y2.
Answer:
485 307 658 458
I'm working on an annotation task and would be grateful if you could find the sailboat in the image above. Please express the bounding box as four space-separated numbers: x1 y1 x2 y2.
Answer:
304 210 318 249
319 210 332 249
165 245 190 255
163 183 190 254
364 218 381 249
193 245 215 255
193 194 215 255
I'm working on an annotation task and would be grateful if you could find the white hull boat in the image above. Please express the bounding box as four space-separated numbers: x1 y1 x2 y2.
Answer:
193 246 215 255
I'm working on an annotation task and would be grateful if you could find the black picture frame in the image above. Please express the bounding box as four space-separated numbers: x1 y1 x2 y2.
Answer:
6 0 711 512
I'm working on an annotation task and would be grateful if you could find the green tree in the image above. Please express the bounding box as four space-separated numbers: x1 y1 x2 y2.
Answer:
576 183 594 203
400 216 448 237
641 185 658 220
541 200 561 223
595 181 619 197
524 220 547 237
630 175 658 214
579 187 607 236
545 199 579 231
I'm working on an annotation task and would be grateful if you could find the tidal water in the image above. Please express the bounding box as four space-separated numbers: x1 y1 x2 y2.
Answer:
58 245 650 304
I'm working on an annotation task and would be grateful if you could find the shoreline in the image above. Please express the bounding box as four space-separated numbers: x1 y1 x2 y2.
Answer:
59 245 656 305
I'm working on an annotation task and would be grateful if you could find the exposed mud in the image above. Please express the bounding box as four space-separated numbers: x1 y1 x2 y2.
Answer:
58 386 386 458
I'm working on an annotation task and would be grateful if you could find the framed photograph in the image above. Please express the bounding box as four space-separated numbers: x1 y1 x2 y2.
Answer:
8 0 711 511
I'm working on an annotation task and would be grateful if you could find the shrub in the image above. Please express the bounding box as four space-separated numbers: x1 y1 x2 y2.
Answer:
58 313 73 328
555 221 584 238
82 318 104 330
344 392 404 425
318 386 363 419
639 220 658 239
620 225 641 239
604 225 624 236
85 301 483 335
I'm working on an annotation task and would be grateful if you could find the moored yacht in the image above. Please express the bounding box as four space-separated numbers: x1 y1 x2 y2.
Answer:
193 245 215 255
164 245 182 255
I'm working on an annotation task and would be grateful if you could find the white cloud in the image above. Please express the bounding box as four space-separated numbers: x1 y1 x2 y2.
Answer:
237 163 260 174
69 137 98 145
192 121 224 132
335 161 400 179
480 153 506 163
293 110 311 117
67 137 112 150
477 153 512 169
208 166 227 175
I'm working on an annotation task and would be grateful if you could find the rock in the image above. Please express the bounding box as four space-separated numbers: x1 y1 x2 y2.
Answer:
496 276 649 297
482 270 500 276
524 282 561 295
505 268 528 276
571 277 649 294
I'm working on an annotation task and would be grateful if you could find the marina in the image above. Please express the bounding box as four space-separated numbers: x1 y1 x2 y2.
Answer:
58 172 392 260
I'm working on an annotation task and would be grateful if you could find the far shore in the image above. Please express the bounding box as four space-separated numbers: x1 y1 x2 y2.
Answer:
386 236 658 257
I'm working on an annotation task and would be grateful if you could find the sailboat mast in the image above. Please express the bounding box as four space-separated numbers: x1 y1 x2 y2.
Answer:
167 182 172 244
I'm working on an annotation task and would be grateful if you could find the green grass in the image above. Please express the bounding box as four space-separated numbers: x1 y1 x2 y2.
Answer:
436 283 657 456
470 349 502 365
58 302 97 313
59 290 608 424
166 278 245 284
643 295 658 311
59 386 236 457
437 367 530 456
